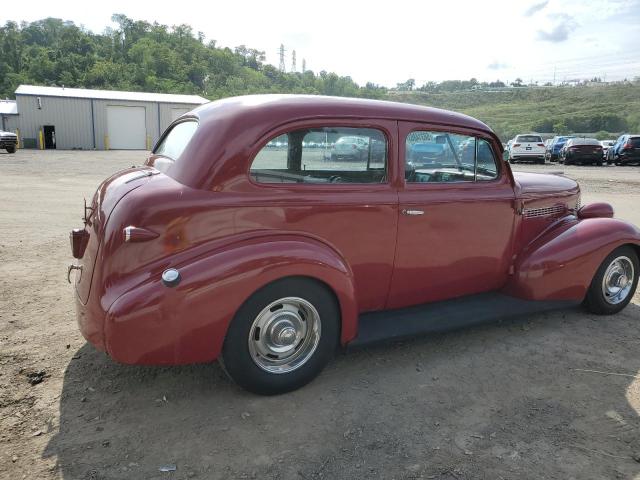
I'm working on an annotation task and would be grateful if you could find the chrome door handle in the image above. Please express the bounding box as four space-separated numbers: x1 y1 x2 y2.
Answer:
402 209 424 216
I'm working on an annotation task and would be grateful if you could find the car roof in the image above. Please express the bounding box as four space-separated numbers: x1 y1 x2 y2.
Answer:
193 94 492 130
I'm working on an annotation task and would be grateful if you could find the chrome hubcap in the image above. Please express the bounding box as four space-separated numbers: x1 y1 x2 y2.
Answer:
248 297 321 374
602 256 635 305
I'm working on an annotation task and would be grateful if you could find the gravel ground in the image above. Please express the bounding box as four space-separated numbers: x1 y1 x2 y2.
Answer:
1 150 640 480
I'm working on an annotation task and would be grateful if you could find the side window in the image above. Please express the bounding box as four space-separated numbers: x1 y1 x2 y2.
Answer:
154 121 198 161
405 131 498 183
250 127 387 184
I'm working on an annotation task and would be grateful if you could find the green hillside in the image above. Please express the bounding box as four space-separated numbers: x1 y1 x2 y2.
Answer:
390 83 640 141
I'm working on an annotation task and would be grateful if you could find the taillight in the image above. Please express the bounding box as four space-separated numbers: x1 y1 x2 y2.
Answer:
513 143 521 147
537 143 544 147
624 141 633 149
70 229 89 259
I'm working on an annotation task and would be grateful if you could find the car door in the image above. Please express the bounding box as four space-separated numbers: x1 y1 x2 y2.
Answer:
240 119 399 313
387 122 516 309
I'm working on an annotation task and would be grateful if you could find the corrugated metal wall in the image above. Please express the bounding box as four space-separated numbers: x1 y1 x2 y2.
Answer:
15 94 203 150
16 95 93 149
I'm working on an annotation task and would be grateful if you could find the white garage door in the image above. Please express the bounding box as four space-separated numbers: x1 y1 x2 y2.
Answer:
107 105 146 150
171 108 190 121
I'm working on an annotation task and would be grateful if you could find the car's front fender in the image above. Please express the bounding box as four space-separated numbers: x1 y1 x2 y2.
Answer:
104 234 358 365
504 216 640 301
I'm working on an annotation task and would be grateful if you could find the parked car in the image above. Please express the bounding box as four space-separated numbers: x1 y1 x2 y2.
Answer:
69 95 640 395
508 134 546 164
559 138 604 165
407 141 446 166
600 139 615 159
0 129 18 153
331 135 369 161
546 135 577 162
607 134 640 165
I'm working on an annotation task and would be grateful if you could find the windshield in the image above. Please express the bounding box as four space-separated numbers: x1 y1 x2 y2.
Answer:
516 135 542 143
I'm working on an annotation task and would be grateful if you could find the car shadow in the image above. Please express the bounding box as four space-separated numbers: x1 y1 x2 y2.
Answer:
45 303 640 479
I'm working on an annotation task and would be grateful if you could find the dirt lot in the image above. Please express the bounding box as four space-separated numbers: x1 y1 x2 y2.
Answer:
1 149 640 480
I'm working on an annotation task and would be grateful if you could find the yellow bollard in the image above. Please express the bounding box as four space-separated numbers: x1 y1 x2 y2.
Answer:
39 129 44 150
15 128 20 149
146 135 152 150
104 135 109 150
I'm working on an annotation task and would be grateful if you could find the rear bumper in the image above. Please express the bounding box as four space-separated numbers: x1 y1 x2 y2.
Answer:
511 154 545 162
618 152 640 163
565 153 603 163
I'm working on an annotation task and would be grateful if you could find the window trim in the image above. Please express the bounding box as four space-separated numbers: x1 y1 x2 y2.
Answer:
402 125 503 188
247 121 393 189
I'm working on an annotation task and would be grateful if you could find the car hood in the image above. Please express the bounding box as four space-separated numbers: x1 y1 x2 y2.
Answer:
513 171 579 197
0 130 17 137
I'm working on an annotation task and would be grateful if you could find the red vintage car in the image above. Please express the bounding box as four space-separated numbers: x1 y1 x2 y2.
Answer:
69 95 640 394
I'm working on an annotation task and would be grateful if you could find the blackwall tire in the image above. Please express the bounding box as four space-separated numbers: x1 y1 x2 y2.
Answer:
6 146 16 154
583 246 639 315
221 277 340 395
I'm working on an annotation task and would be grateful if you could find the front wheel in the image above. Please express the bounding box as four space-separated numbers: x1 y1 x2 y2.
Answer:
221 277 339 395
6 146 16 154
583 246 639 315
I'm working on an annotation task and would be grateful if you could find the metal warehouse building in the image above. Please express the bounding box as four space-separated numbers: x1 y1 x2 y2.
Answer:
13 85 209 150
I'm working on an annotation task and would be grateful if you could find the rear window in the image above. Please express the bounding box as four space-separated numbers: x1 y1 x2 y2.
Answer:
630 137 640 147
154 121 198 161
516 135 542 143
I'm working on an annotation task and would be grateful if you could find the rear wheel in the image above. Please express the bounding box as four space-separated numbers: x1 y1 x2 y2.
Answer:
583 246 639 315
221 277 339 395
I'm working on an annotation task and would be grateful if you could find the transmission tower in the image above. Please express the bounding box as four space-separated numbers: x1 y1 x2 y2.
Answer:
278 44 286 72
302 58 306 72
291 50 297 72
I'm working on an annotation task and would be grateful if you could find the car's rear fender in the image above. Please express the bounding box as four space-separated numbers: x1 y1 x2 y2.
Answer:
104 234 358 365
504 216 640 301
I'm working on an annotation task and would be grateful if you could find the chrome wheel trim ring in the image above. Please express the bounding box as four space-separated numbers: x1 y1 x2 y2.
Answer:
602 256 635 305
248 297 321 374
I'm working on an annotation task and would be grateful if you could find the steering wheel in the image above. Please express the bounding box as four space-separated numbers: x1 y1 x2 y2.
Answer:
329 175 342 183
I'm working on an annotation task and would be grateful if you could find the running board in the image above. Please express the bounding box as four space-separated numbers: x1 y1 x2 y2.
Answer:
348 292 579 348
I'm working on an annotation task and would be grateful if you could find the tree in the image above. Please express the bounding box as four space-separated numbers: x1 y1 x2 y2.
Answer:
0 15 388 101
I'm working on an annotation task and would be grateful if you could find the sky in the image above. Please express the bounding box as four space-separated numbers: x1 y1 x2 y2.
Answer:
4 0 640 87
